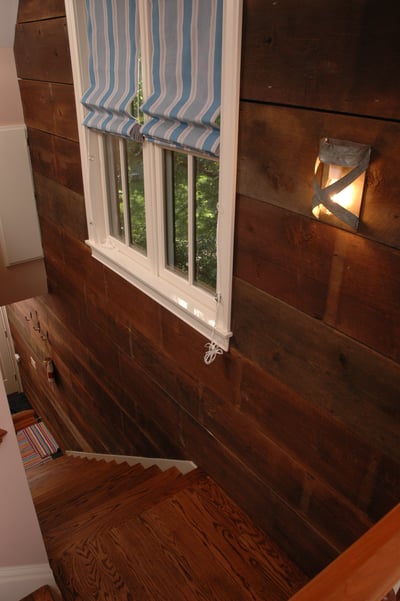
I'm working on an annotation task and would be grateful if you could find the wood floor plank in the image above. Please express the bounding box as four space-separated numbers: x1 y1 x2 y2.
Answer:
96 476 306 600
187 475 308 597
152 488 304 600
110 500 260 600
103 518 242 600
18 584 58 601
51 538 137 601
53 533 166 601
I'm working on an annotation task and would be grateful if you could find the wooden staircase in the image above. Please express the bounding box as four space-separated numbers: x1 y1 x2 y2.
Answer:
19 585 57 601
27 455 308 600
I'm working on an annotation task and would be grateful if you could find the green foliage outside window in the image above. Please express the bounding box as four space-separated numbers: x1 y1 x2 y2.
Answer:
127 140 146 252
166 151 218 290
111 141 218 290
110 66 218 288
195 158 218 290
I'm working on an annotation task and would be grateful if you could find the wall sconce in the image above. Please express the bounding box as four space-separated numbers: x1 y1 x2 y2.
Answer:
312 138 371 230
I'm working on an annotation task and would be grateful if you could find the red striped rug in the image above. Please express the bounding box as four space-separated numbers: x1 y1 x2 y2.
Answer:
21 422 59 458
17 430 51 470
17 421 59 470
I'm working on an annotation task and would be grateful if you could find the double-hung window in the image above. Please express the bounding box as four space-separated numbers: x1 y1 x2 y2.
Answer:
65 0 242 352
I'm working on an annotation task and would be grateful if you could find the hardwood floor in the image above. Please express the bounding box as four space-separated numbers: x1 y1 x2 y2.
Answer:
19 585 57 601
27 455 308 600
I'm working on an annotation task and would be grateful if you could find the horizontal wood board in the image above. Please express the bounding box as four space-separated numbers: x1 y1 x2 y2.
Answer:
235 195 400 363
237 102 400 249
19 80 79 142
241 0 400 120
17 0 65 22
14 18 73 84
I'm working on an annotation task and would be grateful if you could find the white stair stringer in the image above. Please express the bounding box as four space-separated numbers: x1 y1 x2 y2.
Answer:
65 450 197 475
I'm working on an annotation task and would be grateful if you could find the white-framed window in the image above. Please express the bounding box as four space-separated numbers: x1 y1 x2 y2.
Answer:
65 0 243 353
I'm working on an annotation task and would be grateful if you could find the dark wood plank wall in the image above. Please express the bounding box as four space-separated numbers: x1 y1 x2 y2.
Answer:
10 0 400 578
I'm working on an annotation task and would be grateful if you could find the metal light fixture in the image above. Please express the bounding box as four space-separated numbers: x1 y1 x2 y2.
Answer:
312 137 371 230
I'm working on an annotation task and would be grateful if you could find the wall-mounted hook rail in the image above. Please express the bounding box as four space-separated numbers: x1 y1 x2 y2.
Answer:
32 310 40 332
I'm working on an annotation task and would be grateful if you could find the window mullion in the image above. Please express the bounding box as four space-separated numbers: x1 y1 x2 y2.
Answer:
164 151 175 268
119 139 130 246
139 0 158 270
187 155 195 286
96 133 110 242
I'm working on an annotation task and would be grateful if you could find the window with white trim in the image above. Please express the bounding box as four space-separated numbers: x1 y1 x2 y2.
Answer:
65 0 242 355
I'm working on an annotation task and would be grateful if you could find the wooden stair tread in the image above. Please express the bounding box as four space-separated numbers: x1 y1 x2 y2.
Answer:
27 456 101 495
34 460 146 515
18 584 58 601
34 459 145 508
27 455 76 486
13 408 37 432
29 458 133 504
37 463 161 528
44 466 185 556
30 460 129 502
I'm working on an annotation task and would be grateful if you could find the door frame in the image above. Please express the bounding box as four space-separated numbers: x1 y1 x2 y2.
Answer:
0 306 22 395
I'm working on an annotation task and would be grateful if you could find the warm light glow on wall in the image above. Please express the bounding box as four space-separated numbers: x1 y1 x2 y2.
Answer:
312 138 371 231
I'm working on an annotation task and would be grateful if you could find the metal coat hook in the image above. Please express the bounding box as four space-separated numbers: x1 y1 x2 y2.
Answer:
32 310 40 332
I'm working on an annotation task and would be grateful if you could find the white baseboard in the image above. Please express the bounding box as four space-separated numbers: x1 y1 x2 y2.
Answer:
65 450 197 475
0 563 61 601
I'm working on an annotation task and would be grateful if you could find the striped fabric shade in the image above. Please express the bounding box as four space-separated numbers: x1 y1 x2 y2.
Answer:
141 0 223 157
82 0 140 138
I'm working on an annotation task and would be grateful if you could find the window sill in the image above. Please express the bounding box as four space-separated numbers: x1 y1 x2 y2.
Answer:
88 239 232 351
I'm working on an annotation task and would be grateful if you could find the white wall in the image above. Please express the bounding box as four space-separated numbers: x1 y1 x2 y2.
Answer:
0 3 48 304
0 258 47 307
0 377 47 566
0 0 18 48
0 7 56 596
0 378 59 600
0 48 23 125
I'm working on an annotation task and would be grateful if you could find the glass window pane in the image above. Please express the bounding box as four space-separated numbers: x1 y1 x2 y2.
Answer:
164 150 188 278
127 139 146 253
195 157 218 290
106 136 124 242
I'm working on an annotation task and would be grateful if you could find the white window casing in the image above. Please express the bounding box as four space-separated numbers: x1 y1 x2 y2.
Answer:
65 0 243 352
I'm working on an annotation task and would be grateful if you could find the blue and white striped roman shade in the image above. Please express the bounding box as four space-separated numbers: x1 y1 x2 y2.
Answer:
82 0 140 138
141 0 223 157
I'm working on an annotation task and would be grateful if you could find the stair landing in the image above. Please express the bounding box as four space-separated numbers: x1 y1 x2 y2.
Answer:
27 455 307 600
